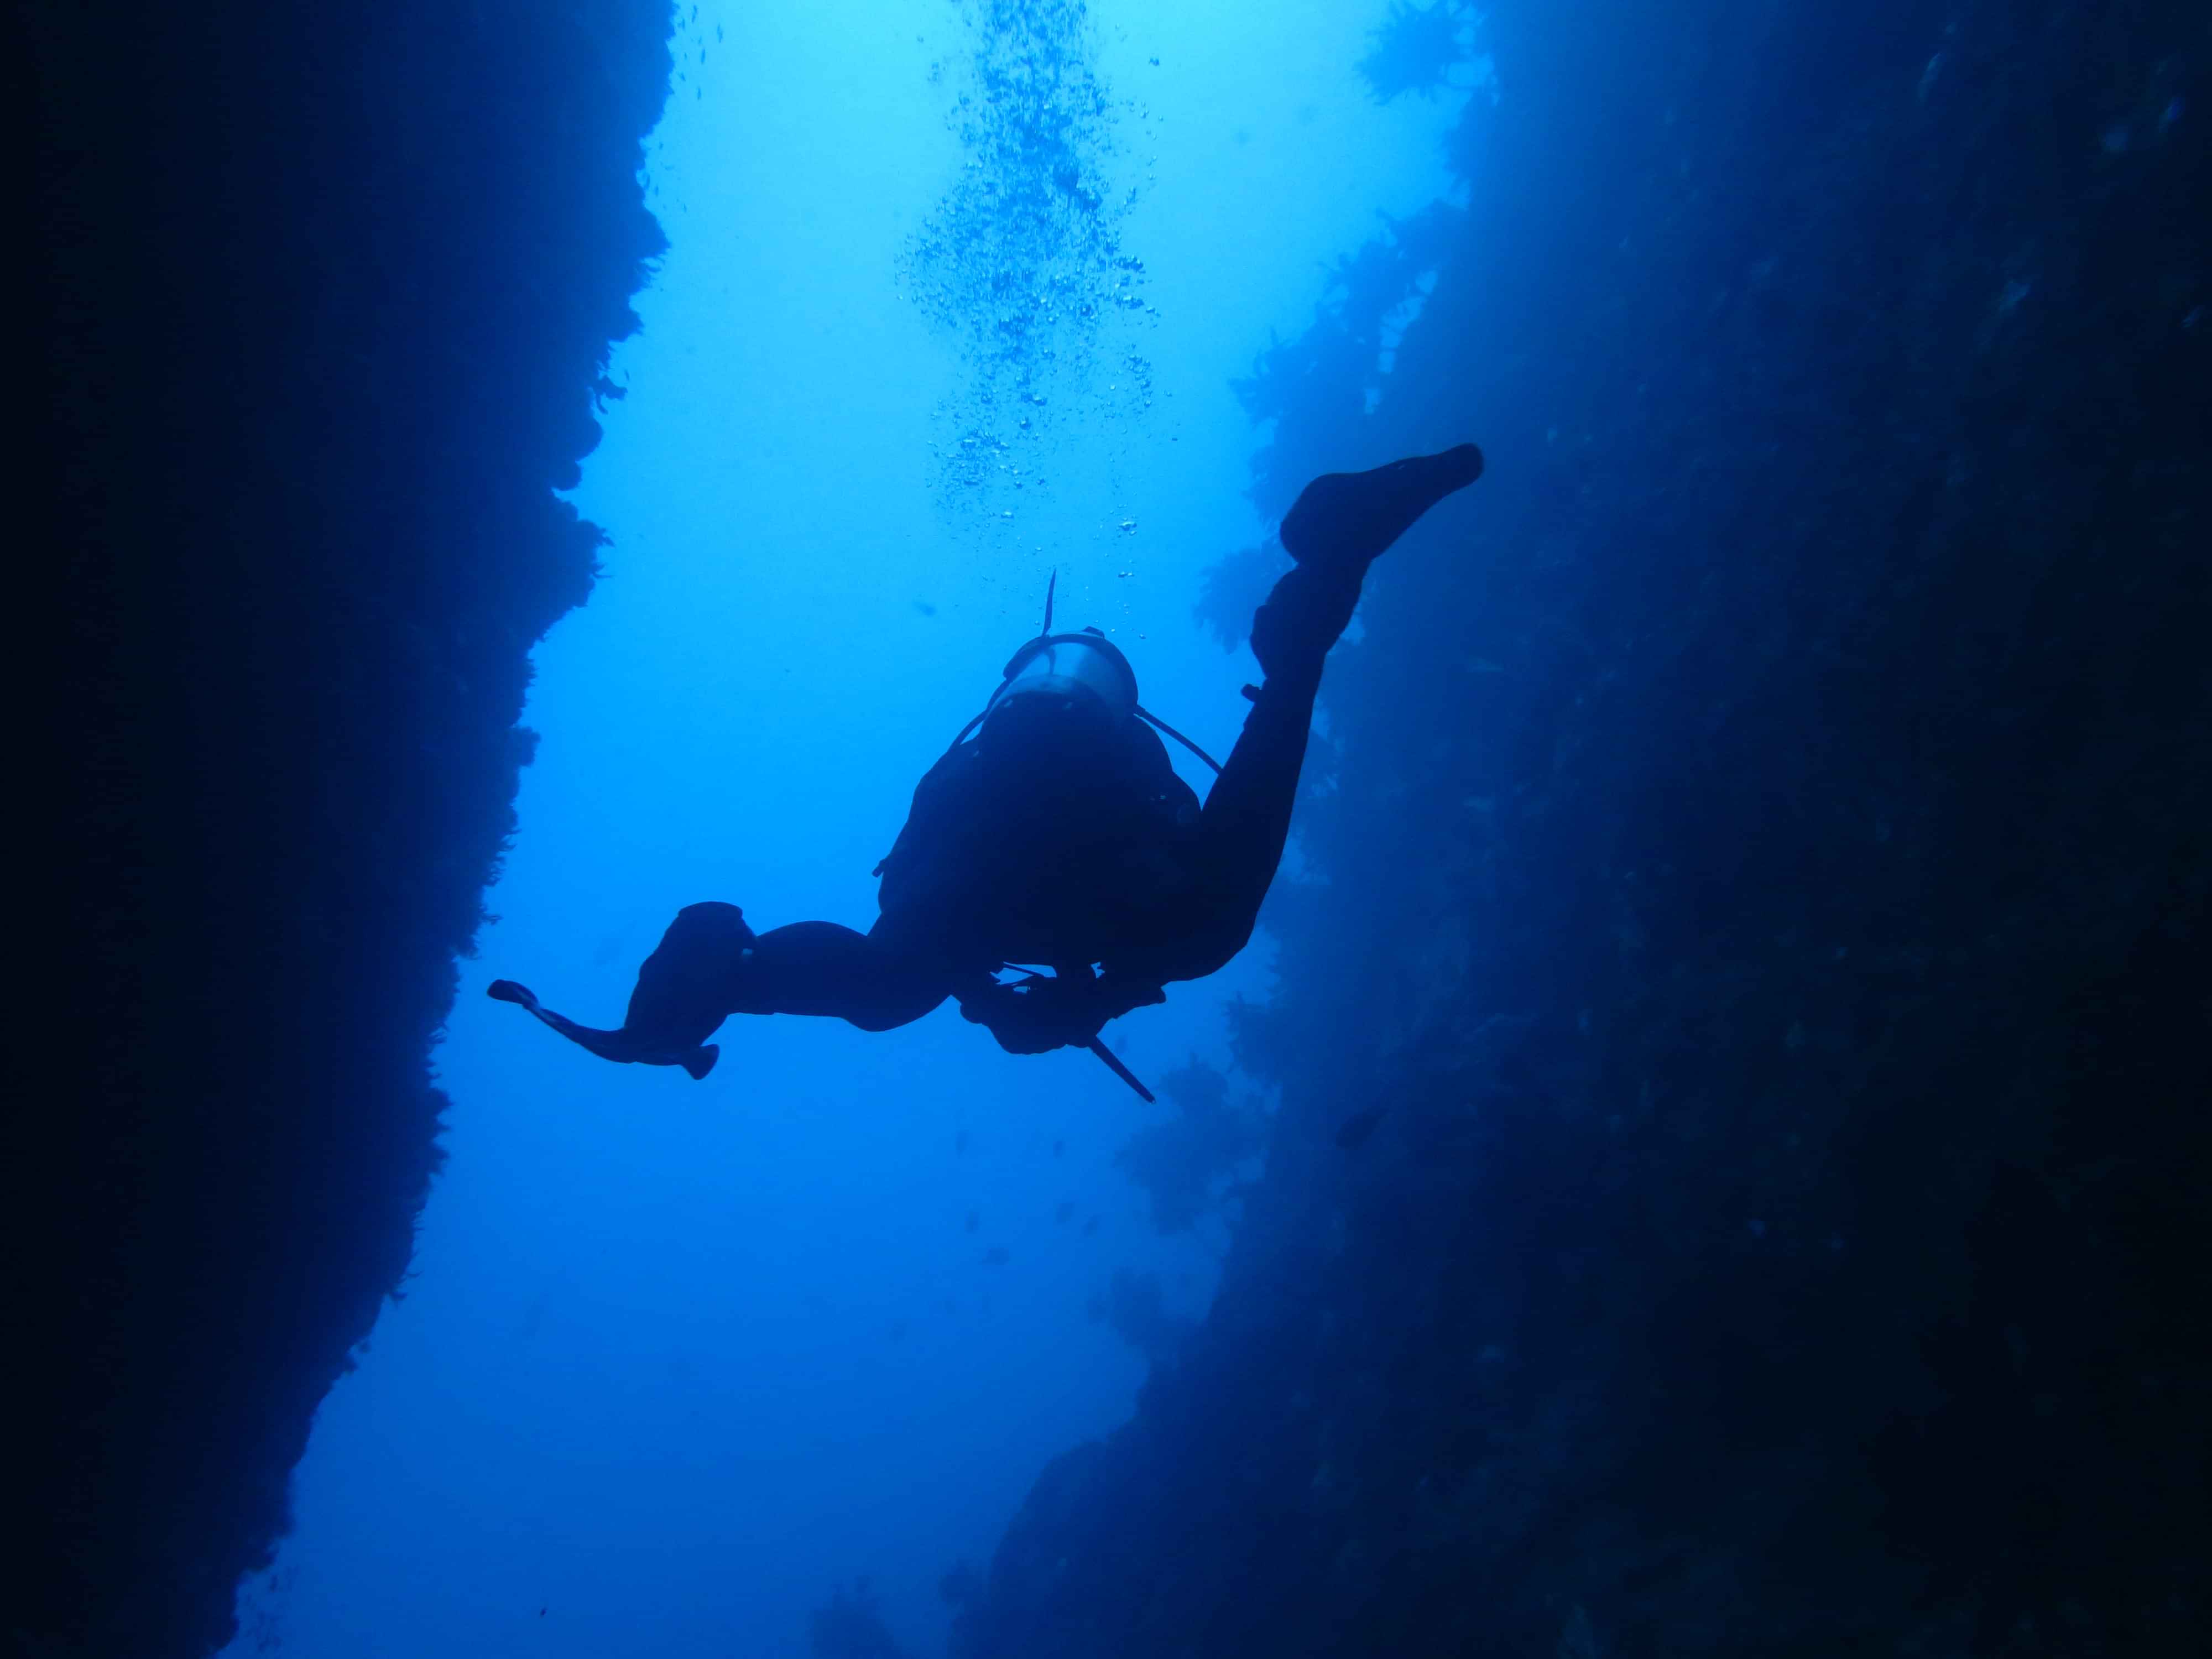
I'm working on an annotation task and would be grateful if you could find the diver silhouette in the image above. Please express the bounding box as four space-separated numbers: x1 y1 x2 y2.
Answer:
489 445 1484 1095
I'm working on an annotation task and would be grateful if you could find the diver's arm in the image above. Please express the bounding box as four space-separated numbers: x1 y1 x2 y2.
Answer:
1092 972 1168 1022
957 971 1163 1056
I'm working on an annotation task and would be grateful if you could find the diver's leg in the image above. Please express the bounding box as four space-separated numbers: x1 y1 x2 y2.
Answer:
628 906 950 1037
488 899 757 1075
1118 446 1485 983
732 920 953 1032
1123 670 1323 983
489 902 951 1076
1250 443 1485 693
623 900 757 1047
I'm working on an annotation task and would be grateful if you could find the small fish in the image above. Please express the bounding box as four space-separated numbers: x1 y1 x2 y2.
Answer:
915 599 937 617
1335 1107 1389 1151
964 1209 979 1234
955 1129 971 1155
1052 1138 1065 1158
1081 1215 1100 1237
1055 1200 1076 1224
982 1245 1011 1267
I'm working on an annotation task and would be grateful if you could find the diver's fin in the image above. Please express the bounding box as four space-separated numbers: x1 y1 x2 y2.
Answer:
487 978 540 1011
488 977 669 1069
1280 443 1484 568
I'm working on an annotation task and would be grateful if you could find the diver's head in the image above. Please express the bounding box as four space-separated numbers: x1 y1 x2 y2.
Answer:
979 628 1138 753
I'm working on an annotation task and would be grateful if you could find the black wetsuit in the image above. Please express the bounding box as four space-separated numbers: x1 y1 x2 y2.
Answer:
494 445 1483 1070
624 574 1338 1056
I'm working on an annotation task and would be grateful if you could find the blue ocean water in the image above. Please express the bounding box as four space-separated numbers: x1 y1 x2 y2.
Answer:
223 4 1470 1653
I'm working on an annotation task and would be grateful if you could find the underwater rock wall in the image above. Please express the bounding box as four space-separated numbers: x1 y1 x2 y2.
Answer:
956 2 2209 1654
14 3 672 1653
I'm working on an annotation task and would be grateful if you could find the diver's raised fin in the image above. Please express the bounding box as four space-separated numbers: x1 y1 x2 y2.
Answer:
1280 443 1484 568
1041 567 1057 633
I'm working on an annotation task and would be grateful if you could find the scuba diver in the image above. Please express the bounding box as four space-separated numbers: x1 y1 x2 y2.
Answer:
488 444 1484 1097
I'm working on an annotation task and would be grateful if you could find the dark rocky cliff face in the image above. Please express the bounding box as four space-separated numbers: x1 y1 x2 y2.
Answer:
14 2 2205 1655
954 3 2210 1655
13 4 672 1653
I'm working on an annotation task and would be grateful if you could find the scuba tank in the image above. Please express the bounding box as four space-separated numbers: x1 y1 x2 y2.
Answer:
938 571 1224 774
969 627 1140 764
987 629 1140 732
876 575 1226 1104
